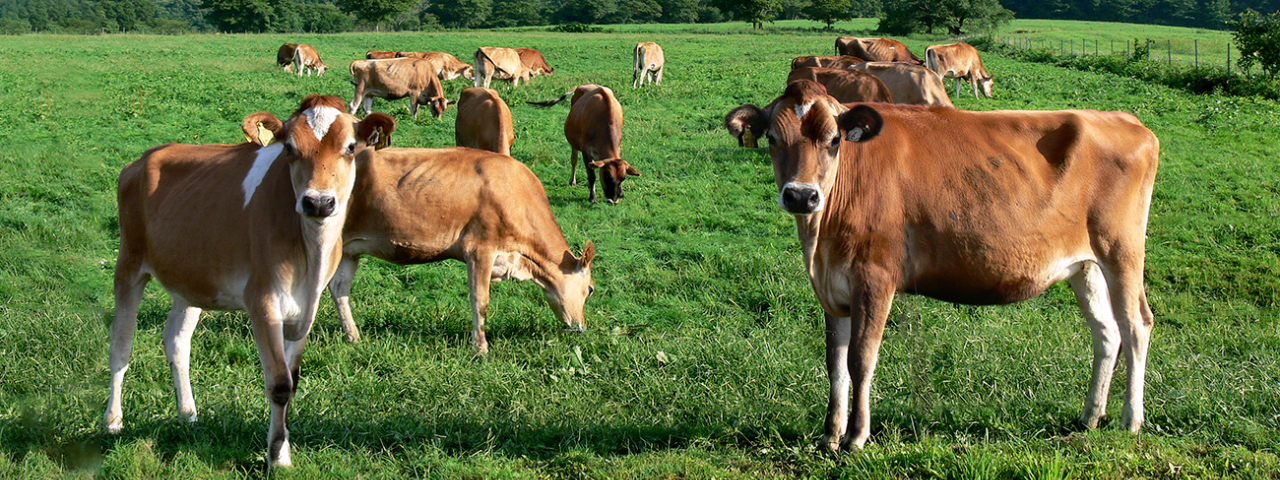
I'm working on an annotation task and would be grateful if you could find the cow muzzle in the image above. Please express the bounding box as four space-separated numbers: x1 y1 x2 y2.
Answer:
299 190 338 218
779 182 823 214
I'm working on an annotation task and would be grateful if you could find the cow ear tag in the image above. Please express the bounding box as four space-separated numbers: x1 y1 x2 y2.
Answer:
256 122 275 146
846 127 864 142
375 126 391 149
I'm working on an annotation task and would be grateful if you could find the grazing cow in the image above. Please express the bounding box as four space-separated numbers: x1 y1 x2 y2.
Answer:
926 42 994 99
474 47 532 88
835 36 923 64
349 58 449 119
850 62 953 107
455 87 514 156
292 44 328 77
277 43 298 72
791 55 866 70
530 84 640 204
633 42 665 88
367 50 398 60
395 51 475 80
106 94 396 467
327 147 596 352
516 48 555 77
787 67 893 104
731 79 1158 452
725 105 761 148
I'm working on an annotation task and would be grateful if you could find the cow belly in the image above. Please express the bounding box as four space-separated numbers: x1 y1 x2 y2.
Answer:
902 249 1092 305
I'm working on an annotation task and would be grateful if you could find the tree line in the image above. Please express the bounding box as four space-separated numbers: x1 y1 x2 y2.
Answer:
0 0 1273 34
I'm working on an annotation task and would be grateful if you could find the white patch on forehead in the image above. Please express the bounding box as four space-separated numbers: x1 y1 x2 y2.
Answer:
242 142 283 208
794 101 813 119
303 105 342 141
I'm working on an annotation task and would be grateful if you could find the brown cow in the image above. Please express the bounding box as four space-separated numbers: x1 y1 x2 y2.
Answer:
292 44 328 77
731 79 1158 452
455 87 514 156
787 67 893 104
850 62 953 107
633 42 665 88
349 58 449 119
835 36 923 64
327 147 596 352
367 50 398 60
107 95 396 467
725 105 761 148
395 51 475 80
516 47 555 77
474 47 532 88
277 43 298 72
926 42 994 99
530 84 640 204
791 55 866 70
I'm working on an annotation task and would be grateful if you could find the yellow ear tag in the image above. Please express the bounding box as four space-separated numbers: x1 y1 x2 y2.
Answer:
256 122 275 146
374 125 390 149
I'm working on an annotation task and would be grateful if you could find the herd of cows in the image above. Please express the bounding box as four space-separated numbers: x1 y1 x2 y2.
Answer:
104 35 1159 467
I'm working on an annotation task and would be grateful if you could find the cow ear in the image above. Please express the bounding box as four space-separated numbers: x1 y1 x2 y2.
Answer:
725 104 768 148
580 241 596 269
624 163 640 177
357 112 396 150
838 105 883 143
587 160 607 168
242 112 283 146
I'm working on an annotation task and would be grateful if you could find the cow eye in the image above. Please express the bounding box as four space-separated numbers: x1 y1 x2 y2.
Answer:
829 136 840 148
345 142 357 155
588 286 595 296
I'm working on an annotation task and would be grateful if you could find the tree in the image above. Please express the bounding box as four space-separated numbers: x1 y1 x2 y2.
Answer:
876 0 921 34
941 0 1011 35
1234 8 1280 76
611 0 662 23
202 0 273 32
552 0 617 23
96 0 155 31
849 0 880 18
486 0 544 26
334 0 418 29
429 0 491 27
657 0 700 23
710 0 780 29
804 0 852 30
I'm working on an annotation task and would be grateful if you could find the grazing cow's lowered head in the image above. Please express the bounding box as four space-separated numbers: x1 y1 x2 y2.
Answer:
587 158 639 205
545 241 597 331
725 105 763 148
420 90 450 119
729 80 883 215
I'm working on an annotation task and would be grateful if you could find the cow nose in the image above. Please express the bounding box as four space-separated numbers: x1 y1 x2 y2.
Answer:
780 185 821 214
300 194 336 218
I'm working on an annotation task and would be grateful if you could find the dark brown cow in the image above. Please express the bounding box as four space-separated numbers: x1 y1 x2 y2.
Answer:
367 50 398 60
455 87 514 156
791 55 866 70
926 42 994 99
835 36 923 64
516 47 554 77
107 95 396 467
530 84 640 204
349 58 449 119
731 80 1158 452
787 67 893 104
328 147 596 352
277 43 298 72
292 44 328 76
395 51 475 80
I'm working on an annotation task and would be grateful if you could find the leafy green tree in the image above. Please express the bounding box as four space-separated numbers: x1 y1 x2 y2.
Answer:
849 0 879 18
553 0 617 23
657 0 700 23
429 0 491 27
611 0 662 23
299 3 353 32
804 0 852 29
202 0 273 32
335 0 418 29
941 0 1011 35
876 0 921 34
710 0 780 29
97 0 154 31
486 0 545 26
1234 8 1280 76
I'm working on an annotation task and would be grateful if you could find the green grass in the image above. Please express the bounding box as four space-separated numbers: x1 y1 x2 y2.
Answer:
1 22 1278 478
992 19 1241 71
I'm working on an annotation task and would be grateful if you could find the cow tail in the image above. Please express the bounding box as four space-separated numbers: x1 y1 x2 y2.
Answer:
526 90 573 107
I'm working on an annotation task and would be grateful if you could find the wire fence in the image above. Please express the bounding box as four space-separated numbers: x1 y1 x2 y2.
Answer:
990 36 1261 76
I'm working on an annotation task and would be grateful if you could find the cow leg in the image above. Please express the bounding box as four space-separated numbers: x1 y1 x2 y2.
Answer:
349 86 364 115
409 91 420 119
655 67 663 85
249 304 294 468
569 149 579 186
586 163 599 203
162 302 203 424
1070 261 1121 429
841 280 894 451
105 260 149 434
362 98 373 116
633 68 640 88
821 312 851 453
466 250 494 354
1103 250 1153 433
328 255 362 343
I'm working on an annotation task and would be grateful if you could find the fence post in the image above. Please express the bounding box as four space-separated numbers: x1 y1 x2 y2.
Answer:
1095 39 1098 55
1111 39 1114 55
1194 39 1198 70
1071 39 1074 55
1228 42 1231 75
1167 39 1172 67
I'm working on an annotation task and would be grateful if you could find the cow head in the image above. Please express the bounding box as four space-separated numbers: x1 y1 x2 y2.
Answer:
459 64 475 80
419 93 449 120
979 75 994 98
735 80 883 216
726 104 764 148
243 94 394 221
587 158 640 204
546 241 596 332
315 61 329 77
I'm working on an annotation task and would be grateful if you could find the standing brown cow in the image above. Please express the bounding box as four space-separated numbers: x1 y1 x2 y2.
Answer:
633 42 665 88
395 51 475 80
530 84 640 204
455 87 515 156
926 42 994 99
835 37 923 64
277 43 299 72
474 47 533 88
292 44 328 76
349 58 449 119
787 67 893 104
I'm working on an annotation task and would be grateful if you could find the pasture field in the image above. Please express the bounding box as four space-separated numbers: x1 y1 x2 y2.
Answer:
1 23 1279 478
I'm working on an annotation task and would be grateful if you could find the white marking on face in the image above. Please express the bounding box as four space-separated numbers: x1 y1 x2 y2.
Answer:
242 142 284 208
794 101 813 120
303 106 342 141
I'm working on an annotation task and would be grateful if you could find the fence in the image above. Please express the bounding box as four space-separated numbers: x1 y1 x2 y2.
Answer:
990 36 1259 76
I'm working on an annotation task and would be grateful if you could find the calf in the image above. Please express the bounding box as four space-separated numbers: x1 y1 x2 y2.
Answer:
107 94 395 467
367 50 398 60
835 36 923 64
328 147 596 352
474 47 532 88
791 55 866 70
455 87 515 156
292 44 328 77
733 79 1158 452
396 51 475 80
850 62 953 107
926 42 994 99
633 42 665 88
349 58 449 119
787 67 892 104
277 43 298 72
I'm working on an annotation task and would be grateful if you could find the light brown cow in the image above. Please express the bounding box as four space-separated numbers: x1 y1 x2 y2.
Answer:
277 43 298 72
787 67 893 104
791 55 866 70
926 42 994 99
850 62 953 107
107 95 396 467
349 58 449 119
292 44 328 77
633 42 665 88
731 79 1158 452
474 47 531 88
367 50 398 60
530 84 640 204
516 48 555 77
327 147 596 352
835 36 923 64
455 87 514 156
395 51 475 80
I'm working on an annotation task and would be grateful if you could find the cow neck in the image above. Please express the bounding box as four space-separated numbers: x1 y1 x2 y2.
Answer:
517 233 576 290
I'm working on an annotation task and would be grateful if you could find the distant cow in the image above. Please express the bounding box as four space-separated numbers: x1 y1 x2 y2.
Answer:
455 87 514 156
349 58 449 119
530 84 640 204
474 47 532 88
367 50 398 60
926 42 994 99
791 55 866 70
835 37 923 65
633 42 665 88
395 51 475 80
787 67 893 104
731 79 1158 453
725 105 761 148
850 62 953 107
516 48 555 77
292 44 328 77
277 43 298 72
329 147 596 352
